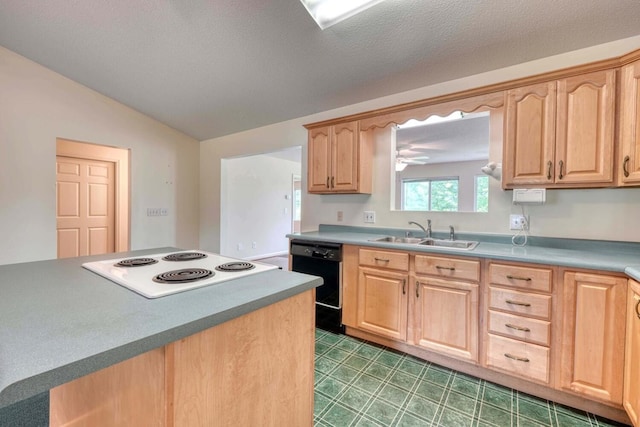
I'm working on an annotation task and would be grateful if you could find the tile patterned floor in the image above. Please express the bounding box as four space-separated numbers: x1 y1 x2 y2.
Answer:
314 329 629 427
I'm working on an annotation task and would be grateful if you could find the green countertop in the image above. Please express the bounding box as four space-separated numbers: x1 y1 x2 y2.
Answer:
288 225 640 281
0 247 322 408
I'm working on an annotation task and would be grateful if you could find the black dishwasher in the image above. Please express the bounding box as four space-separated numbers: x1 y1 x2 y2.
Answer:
290 239 344 334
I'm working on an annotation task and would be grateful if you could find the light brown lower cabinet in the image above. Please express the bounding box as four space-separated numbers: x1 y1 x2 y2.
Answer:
342 248 634 423
50 290 315 427
356 266 409 341
413 277 479 362
560 271 627 405
624 279 640 427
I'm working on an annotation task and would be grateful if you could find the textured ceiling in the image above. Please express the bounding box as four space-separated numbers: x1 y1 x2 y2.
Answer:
1 0 639 140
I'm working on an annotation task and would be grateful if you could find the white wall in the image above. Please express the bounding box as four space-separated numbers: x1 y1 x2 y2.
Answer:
221 153 301 258
0 46 200 265
200 35 640 251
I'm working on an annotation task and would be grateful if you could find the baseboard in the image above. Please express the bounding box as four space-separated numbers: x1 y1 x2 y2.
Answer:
245 251 288 261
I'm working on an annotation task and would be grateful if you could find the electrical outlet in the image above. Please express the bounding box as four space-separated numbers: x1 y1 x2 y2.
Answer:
509 214 528 230
337 211 343 222
237 243 244 251
364 211 376 223
252 241 257 249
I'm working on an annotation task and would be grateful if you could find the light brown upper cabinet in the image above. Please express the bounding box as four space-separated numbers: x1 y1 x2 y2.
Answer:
307 120 372 194
503 70 616 188
619 60 640 186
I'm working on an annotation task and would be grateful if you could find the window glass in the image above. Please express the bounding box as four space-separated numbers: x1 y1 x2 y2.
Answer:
475 175 489 212
402 178 458 211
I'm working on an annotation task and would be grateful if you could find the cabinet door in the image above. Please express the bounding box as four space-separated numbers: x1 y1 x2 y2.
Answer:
331 121 359 192
307 126 331 193
560 272 627 404
556 70 615 185
620 60 640 185
357 267 408 341
414 277 478 362
624 280 640 427
503 82 556 186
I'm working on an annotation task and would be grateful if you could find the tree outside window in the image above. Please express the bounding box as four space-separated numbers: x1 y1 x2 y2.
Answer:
402 178 458 211
475 175 489 212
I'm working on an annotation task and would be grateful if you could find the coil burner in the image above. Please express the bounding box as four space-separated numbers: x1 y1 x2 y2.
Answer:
114 258 158 267
152 268 214 284
162 252 208 262
215 262 256 272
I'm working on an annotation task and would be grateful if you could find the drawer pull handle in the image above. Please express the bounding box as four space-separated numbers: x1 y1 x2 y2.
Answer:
504 353 530 363
506 275 532 281
436 266 456 271
326 177 330 188
505 323 531 332
402 279 406 295
505 299 531 307
546 160 552 180
624 155 630 178
416 281 420 298
374 257 390 263
331 176 335 188
635 298 640 320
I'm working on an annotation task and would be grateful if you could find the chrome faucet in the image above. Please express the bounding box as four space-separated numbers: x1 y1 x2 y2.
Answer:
409 220 432 238
449 225 455 241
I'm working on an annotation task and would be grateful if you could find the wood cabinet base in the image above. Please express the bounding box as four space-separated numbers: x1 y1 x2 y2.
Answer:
346 326 631 425
50 290 315 427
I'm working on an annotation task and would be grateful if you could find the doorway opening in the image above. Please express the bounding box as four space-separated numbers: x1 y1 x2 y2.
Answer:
220 146 302 259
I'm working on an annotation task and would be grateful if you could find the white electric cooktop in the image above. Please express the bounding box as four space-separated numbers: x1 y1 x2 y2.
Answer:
82 250 279 298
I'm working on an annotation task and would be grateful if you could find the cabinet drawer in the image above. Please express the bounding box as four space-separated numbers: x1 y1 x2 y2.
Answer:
489 287 551 320
359 249 409 271
486 334 550 384
488 310 551 347
489 263 552 292
414 255 480 282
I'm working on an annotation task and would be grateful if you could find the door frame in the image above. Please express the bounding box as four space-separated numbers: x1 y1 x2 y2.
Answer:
56 138 130 253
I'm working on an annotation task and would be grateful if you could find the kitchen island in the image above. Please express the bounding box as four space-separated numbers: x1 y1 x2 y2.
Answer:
0 248 322 426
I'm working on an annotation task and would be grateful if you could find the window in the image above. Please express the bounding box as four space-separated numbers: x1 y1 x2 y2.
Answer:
402 178 459 211
475 175 489 212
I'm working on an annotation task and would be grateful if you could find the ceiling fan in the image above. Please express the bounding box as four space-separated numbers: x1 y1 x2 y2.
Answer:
395 150 429 171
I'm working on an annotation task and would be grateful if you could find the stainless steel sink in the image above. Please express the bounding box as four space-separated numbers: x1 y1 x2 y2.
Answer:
419 238 479 250
369 236 479 250
369 236 427 244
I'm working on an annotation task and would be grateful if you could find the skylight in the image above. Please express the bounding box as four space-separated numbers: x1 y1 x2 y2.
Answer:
300 0 386 30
